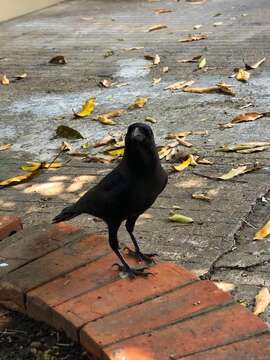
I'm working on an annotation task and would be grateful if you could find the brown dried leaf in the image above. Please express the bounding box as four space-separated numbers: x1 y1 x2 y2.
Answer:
164 80 194 90
1 74 9 85
99 79 113 88
148 24 168 32
125 47 144 51
158 146 172 159
154 8 173 14
128 97 148 110
144 54 160 65
183 83 235 96
218 163 262 180
176 137 193 148
49 55 66 65
152 78 161 85
56 125 84 139
145 117 157 124
178 34 208 42
254 219 270 240
94 135 115 148
85 154 116 164
60 141 72 152
166 131 192 139
197 158 214 165
16 73 27 80
162 66 169 73
253 288 270 315
218 142 270 152
245 57 266 70
232 112 269 124
0 144 11 151
192 192 211 201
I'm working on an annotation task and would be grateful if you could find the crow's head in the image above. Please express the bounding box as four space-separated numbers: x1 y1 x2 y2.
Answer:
125 123 155 148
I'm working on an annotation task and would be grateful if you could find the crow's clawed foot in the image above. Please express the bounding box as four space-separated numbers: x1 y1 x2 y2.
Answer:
112 263 153 279
124 246 158 264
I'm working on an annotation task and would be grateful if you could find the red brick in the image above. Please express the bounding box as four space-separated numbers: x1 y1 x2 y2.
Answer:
0 233 107 311
80 280 231 356
0 223 81 277
183 333 270 359
52 262 197 340
0 215 22 241
104 304 267 360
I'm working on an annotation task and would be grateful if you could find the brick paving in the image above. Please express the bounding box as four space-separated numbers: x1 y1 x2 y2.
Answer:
0 215 269 359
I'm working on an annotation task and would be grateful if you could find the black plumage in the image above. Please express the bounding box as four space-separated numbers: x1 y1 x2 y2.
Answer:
53 123 168 278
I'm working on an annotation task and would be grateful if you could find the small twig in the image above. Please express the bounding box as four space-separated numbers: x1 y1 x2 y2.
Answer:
241 218 257 229
47 148 64 169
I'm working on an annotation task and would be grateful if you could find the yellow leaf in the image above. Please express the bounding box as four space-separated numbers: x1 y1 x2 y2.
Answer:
106 147 125 157
192 192 211 201
42 162 63 169
218 142 270 152
145 117 157 124
169 212 194 224
183 83 235 96
235 68 250 82
254 219 270 240
174 154 197 172
0 170 40 188
219 163 262 180
148 24 168 32
154 8 173 14
152 77 161 85
178 34 208 42
128 97 148 110
0 144 11 151
1 74 9 85
158 146 172 159
198 57 207 69
166 131 192 139
164 80 194 91
95 115 116 125
253 287 270 315
21 162 42 172
74 97 95 118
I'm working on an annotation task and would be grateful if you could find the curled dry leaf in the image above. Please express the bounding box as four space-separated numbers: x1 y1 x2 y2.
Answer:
197 158 214 165
94 115 116 125
213 21 223 26
56 125 84 139
94 135 115 148
214 282 235 292
128 97 148 110
166 131 192 139
218 163 262 180
174 154 197 172
1 74 9 85
0 168 41 188
125 47 144 51
60 141 72 152
176 137 193 148
0 144 11 151
16 73 27 80
85 154 115 164
178 34 208 42
145 117 157 124
198 57 207 69
192 192 211 201
158 146 172 159
254 219 270 240
148 24 168 32
152 78 161 85
235 68 250 82
169 212 194 224
193 24 202 30
253 287 270 316
21 162 62 171
218 142 270 153
99 79 113 88
49 55 66 65
232 112 269 124
74 97 95 118
154 8 173 14
144 54 160 65
105 147 125 157
164 80 194 91
245 57 266 70
162 66 169 73
183 83 235 96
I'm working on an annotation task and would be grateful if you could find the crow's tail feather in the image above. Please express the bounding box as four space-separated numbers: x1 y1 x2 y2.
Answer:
52 205 79 224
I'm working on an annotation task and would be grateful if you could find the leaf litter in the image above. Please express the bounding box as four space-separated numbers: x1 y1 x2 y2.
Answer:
254 219 270 240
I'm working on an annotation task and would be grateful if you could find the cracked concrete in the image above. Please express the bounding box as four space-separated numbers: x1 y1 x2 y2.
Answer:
0 0 270 326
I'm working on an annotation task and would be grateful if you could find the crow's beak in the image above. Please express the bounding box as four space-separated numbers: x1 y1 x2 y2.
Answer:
131 127 145 142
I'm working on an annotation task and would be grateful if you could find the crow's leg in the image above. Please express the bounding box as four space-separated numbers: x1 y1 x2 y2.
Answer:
107 220 152 279
124 216 158 264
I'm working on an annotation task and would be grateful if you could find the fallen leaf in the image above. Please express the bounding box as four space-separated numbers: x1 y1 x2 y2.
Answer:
232 112 269 124
238 145 270 153
128 97 148 110
152 78 161 85
49 55 66 65
115 82 129 88
253 288 270 315
154 8 173 14
218 142 270 152
85 154 115 164
158 146 172 159
99 79 113 88
94 115 116 125
245 57 266 70
214 282 235 292
145 117 157 124
198 57 207 69
169 212 194 224
104 49 114 58
144 54 160 65
218 163 262 180
162 66 169 73
213 21 223 26
74 97 95 118
254 219 270 240
16 73 27 80
164 80 194 90
148 24 168 32
197 158 214 165
43 162 62 169
193 24 202 30
94 135 115 148
174 154 197 172
1 74 9 85
183 82 235 96
125 47 144 51
239 103 253 110
177 55 201 63
20 162 43 172
105 147 125 157
192 192 211 201
0 144 11 151
166 131 192 139
235 68 250 82
60 141 72 152
178 34 208 42
56 125 84 139
176 137 193 147
0 169 41 188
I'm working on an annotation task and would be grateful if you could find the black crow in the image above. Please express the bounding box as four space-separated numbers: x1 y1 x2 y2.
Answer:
52 123 168 278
